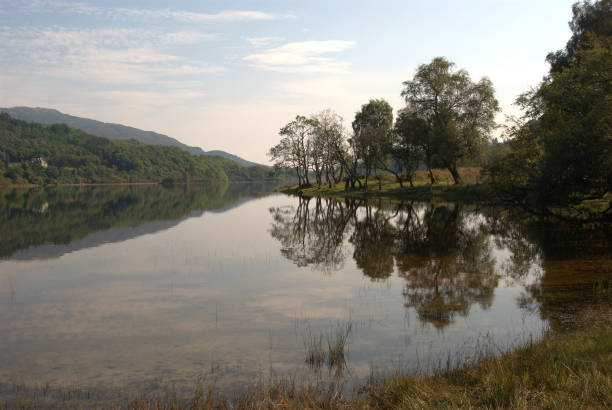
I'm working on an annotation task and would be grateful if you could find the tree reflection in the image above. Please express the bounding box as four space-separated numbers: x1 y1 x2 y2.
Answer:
269 197 356 273
350 201 396 280
269 198 500 328
495 216 612 331
269 196 612 330
395 203 497 328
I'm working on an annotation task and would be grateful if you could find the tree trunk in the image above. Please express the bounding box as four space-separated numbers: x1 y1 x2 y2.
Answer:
428 166 435 185
295 168 302 188
448 166 461 185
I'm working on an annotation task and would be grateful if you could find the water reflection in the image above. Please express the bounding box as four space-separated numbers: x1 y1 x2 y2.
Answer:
0 190 609 405
269 197 612 329
269 197 354 272
484 212 612 331
270 198 500 328
0 182 278 259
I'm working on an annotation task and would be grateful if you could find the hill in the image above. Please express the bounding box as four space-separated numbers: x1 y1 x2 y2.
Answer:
0 106 261 166
0 113 277 185
203 150 259 167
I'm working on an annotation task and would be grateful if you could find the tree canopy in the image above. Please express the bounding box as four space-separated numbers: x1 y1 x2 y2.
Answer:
488 0 611 208
352 99 394 189
401 57 499 184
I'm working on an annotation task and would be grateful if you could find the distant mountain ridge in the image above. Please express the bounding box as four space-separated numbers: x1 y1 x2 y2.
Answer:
0 106 260 167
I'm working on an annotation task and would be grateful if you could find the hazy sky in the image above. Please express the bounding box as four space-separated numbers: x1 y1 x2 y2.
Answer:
1 0 577 163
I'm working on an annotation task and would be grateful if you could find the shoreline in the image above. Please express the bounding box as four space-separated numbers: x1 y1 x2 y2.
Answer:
277 181 493 203
0 179 286 189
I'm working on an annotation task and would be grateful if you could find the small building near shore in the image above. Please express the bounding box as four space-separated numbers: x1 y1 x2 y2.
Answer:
29 157 48 168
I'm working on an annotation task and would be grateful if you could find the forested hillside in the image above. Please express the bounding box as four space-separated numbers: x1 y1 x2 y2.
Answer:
0 106 207 155
0 107 261 166
0 113 276 185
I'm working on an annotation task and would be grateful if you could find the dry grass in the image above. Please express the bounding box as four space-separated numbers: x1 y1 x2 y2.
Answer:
365 325 612 409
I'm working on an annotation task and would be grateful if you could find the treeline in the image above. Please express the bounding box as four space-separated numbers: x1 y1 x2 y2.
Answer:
269 0 611 210
269 58 498 190
0 113 279 185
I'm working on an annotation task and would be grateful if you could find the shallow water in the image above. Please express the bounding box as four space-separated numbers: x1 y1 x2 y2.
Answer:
0 185 610 403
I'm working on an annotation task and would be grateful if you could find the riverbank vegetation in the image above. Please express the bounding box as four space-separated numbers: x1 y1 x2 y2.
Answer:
0 114 281 186
269 0 611 220
3 325 610 408
133 326 612 409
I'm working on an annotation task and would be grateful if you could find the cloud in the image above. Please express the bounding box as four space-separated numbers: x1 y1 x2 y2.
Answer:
17 1 294 22
244 40 356 74
91 90 207 107
0 26 225 85
0 26 216 49
161 31 219 45
246 37 283 47
122 9 295 23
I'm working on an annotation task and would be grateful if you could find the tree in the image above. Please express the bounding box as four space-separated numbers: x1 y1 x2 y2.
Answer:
268 115 318 188
546 0 612 74
401 57 499 184
539 40 611 193
488 0 611 208
352 99 394 190
486 116 543 199
536 0 612 195
311 110 346 188
392 109 425 187
342 135 363 190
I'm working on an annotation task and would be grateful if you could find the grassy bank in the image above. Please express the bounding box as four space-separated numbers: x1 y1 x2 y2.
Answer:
4 326 610 409
363 325 612 409
160 326 612 409
278 167 492 203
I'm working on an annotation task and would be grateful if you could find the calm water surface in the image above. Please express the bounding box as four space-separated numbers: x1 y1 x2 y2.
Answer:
0 184 610 402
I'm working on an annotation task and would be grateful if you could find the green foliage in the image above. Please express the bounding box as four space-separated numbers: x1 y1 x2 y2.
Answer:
546 0 612 74
486 119 544 195
393 110 427 186
0 113 276 185
401 57 499 184
352 99 394 185
488 0 611 206
539 35 612 194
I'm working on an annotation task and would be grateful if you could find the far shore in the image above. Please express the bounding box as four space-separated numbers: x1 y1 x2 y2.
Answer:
0 179 285 189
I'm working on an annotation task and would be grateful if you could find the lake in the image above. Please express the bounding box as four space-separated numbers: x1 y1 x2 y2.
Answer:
1 184 611 405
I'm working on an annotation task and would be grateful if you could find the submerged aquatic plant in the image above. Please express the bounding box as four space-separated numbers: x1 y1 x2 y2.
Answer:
326 321 353 368
303 326 325 369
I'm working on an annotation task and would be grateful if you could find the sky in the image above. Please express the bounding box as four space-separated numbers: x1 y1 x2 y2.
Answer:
0 0 578 164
